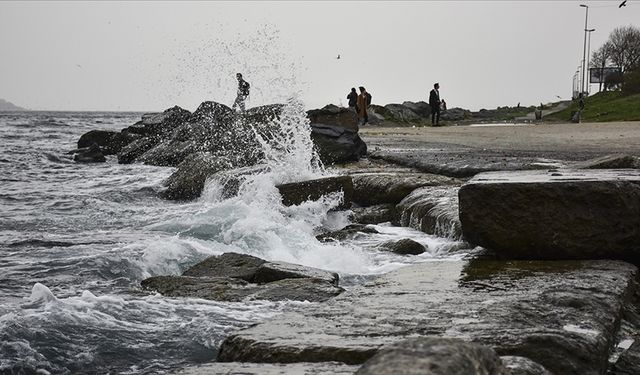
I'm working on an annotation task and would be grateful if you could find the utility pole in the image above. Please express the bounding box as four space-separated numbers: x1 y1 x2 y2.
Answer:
579 4 589 96
586 28 595 94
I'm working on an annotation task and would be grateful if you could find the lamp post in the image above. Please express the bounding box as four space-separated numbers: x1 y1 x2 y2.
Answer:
579 4 589 95
586 28 595 94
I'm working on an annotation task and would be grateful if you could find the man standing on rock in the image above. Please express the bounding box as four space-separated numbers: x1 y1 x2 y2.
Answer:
429 83 441 126
232 73 250 112
347 87 358 117
357 86 371 126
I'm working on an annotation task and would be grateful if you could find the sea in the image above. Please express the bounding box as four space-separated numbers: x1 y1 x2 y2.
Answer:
0 108 466 374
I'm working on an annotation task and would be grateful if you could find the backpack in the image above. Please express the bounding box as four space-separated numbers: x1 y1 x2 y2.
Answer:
241 81 250 96
365 92 372 106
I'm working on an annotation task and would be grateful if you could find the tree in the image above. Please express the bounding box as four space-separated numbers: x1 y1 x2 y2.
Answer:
607 25 640 73
590 42 612 92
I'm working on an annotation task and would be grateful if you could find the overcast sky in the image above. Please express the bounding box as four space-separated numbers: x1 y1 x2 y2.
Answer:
1 0 639 112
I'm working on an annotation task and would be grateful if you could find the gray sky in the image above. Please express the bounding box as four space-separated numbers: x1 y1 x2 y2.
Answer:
1 0 639 111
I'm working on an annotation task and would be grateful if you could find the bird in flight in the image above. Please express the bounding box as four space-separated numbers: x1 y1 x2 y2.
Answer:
619 0 627 8
336 54 341 60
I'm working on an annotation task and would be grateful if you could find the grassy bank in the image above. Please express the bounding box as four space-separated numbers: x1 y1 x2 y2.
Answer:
545 91 640 122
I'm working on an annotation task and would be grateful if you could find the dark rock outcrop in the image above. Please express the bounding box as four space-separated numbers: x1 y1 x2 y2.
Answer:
380 238 426 255
351 173 459 206
217 259 637 375
307 105 359 132
143 252 343 302
73 144 106 163
141 275 343 303
276 176 353 208
355 337 509 375
77 130 139 155
316 224 379 243
459 169 640 264
310 125 367 164
397 186 462 239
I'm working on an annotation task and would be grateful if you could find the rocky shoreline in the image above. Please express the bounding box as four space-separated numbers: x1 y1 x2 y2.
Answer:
74 103 640 374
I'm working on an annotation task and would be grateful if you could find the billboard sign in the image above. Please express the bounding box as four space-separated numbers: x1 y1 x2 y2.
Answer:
590 67 621 83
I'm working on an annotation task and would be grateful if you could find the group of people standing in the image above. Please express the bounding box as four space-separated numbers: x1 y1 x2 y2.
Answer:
347 87 372 126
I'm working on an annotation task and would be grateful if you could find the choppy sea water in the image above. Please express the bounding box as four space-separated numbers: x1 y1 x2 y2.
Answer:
0 110 466 374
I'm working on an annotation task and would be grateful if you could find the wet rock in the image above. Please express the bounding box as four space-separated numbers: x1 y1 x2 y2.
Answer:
73 144 106 163
160 152 234 201
356 337 509 375
310 124 367 164
141 275 343 303
383 103 423 122
316 224 379 243
574 154 640 169
459 169 640 264
182 252 266 281
611 340 640 375
350 204 397 225
397 186 462 239
217 259 637 375
500 356 552 375
178 361 359 375
117 136 161 164
352 173 458 206
380 238 426 255
253 261 339 286
277 176 353 209
77 130 139 155
122 106 191 137
307 105 359 132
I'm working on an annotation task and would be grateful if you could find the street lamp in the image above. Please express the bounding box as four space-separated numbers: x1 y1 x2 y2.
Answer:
580 4 589 95
586 28 595 94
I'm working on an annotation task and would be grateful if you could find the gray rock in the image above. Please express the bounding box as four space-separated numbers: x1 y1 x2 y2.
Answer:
141 275 343 303
123 106 191 137
117 136 161 164
574 154 640 169
402 101 431 118
253 261 339 286
311 124 367 164
178 362 359 375
160 152 234 201
611 340 640 375
500 356 552 375
352 173 459 206
350 204 397 225
73 144 106 163
182 252 266 281
77 130 139 155
397 186 462 239
308 105 359 132
440 107 472 121
277 176 353 209
316 224 380 243
459 169 640 264
217 259 637 375
356 337 509 375
384 103 423 122
380 238 426 255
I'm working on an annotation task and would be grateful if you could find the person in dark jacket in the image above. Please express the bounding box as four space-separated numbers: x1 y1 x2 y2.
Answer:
357 86 371 126
429 83 441 126
232 73 250 112
347 87 358 112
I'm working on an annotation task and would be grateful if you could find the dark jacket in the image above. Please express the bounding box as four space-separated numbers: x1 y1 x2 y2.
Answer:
429 89 440 109
347 91 358 107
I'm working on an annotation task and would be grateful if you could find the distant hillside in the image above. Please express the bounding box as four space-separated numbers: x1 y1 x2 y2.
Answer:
0 99 27 111
545 91 640 122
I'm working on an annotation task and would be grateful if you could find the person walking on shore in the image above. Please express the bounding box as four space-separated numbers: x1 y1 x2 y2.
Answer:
429 83 441 126
232 73 250 112
357 86 371 126
347 87 358 117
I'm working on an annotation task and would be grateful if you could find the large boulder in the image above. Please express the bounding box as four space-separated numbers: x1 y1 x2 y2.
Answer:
459 169 640 264
356 337 509 375
122 106 191 137
380 238 426 255
440 107 472 122
402 101 431 118
316 224 380 243
310 124 367 164
349 204 397 225
217 259 638 374
276 176 354 209
77 130 139 155
574 154 640 170
182 252 266 281
383 103 423 122
351 173 459 206
307 105 359 132
160 153 232 201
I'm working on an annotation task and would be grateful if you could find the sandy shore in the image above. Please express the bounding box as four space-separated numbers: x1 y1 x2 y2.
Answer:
360 121 640 154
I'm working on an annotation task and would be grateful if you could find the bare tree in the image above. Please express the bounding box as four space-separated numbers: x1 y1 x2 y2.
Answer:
590 43 612 92
607 25 640 73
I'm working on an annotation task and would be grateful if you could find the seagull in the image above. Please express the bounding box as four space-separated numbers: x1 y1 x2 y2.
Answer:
336 54 341 60
76 64 82 69
619 0 627 8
